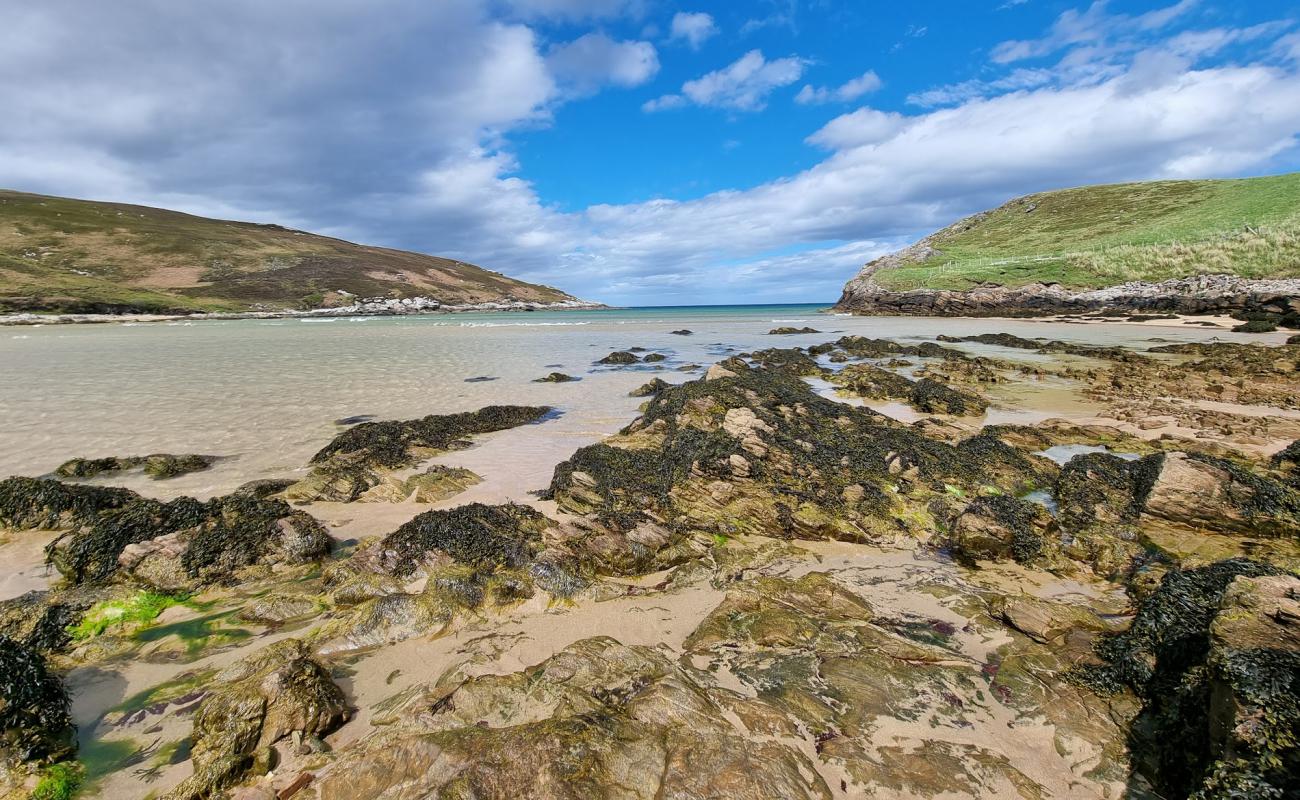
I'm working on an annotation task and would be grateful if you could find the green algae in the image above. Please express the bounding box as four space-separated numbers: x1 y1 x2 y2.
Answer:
67 592 191 641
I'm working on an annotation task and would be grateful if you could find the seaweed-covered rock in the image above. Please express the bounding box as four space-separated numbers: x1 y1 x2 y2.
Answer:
162 639 349 800
113 494 329 591
1052 452 1161 578
1232 319 1278 333
768 326 820 335
1112 342 1300 410
830 363 913 400
669 329 693 336
533 372 578 383
369 503 552 578
629 378 670 397
947 495 1054 565
745 347 823 377
835 335 962 359
0 637 74 789
1074 560 1299 799
642 353 667 363
547 362 1044 575
937 333 1041 349
286 405 550 502
317 636 833 800
52 453 214 480
0 586 132 653
0 477 330 588
596 351 640 365
231 478 297 499
1142 452 1300 537
1289 333 1300 345
909 378 988 416
0 477 136 531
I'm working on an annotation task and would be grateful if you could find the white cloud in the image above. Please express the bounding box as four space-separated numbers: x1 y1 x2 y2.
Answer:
795 70 883 105
668 12 717 50
907 68 1056 107
645 50 807 112
992 0 1197 63
547 32 658 95
641 94 686 112
805 108 907 150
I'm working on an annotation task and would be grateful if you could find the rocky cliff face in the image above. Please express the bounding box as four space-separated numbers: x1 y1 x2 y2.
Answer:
837 265 1300 318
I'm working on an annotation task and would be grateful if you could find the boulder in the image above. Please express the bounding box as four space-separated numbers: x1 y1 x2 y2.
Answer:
163 639 349 800
1075 560 1300 798
596 351 640 365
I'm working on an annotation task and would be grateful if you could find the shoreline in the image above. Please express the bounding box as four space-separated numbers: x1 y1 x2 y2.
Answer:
0 299 609 326
0 307 1266 333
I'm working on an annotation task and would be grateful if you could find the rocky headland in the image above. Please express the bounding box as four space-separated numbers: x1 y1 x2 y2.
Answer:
835 173 1300 321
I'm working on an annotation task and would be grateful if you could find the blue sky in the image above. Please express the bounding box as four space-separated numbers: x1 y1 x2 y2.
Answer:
3 0 1300 305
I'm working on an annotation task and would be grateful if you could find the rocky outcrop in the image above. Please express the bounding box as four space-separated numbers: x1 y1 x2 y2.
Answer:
596 350 640 365
0 477 330 588
1075 560 1300 799
53 453 215 480
318 636 834 800
314 504 584 655
162 639 350 800
546 360 1049 574
318 570 1135 799
284 405 550 502
837 270 1300 318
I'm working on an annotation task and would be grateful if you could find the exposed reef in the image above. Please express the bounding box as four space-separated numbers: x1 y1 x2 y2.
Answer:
53 453 215 481
284 405 550 502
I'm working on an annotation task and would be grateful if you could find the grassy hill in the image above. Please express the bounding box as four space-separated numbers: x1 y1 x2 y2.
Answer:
869 172 1300 292
0 190 577 313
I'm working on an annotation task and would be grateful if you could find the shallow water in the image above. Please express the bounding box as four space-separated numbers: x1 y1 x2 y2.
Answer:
0 304 1254 503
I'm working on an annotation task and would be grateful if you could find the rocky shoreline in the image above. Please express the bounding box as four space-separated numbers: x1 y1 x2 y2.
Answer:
3 327 1300 799
836 270 1300 319
0 297 606 326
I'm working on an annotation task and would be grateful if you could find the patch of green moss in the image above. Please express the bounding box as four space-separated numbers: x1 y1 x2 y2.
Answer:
67 592 191 640
32 761 84 800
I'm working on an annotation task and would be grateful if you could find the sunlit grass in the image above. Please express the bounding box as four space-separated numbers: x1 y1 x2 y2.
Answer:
874 173 1300 291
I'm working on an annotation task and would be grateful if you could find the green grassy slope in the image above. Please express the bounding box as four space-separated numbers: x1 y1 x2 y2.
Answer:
0 190 576 313
873 172 1300 292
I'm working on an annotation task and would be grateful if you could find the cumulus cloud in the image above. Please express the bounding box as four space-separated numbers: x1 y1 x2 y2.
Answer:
547 32 658 95
645 50 807 112
795 70 883 104
668 12 717 49
805 108 907 149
